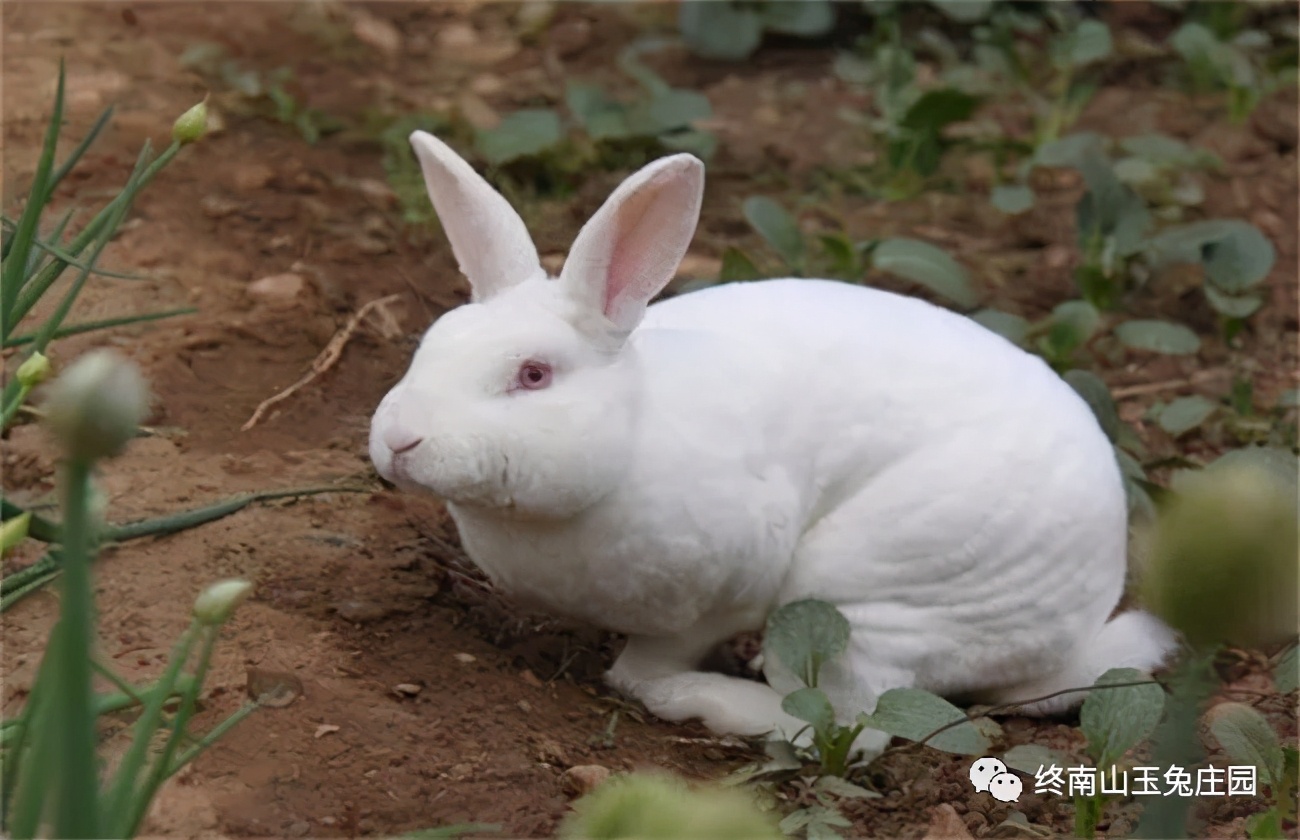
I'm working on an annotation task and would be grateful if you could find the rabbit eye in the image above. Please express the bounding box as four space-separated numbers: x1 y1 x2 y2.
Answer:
516 361 552 391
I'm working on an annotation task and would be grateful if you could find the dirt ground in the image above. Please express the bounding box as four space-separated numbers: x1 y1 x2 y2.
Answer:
2 3 1297 838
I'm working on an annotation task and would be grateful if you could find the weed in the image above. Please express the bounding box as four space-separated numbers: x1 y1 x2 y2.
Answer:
678 1 835 62
726 195 977 310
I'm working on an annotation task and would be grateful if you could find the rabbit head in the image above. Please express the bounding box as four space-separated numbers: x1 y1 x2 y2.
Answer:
370 131 704 517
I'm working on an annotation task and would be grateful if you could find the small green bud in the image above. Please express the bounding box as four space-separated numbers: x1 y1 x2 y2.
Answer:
44 350 149 461
1142 458 1298 649
559 772 782 840
0 512 32 557
193 579 253 626
172 97 209 145
16 352 52 389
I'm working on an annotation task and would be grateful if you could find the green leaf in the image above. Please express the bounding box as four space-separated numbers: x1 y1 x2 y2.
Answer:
990 185 1035 214
1245 810 1285 840
898 88 980 133
1207 701 1284 785
856 688 995 755
1170 22 1219 63
474 109 563 165
1274 646 1298 694
1033 132 1107 169
818 233 861 279
1079 667 1166 767
565 82 630 140
678 2 763 61
762 0 835 36
658 129 716 160
1157 395 1218 437
1119 133 1220 169
1064 19 1113 67
1202 224 1276 293
781 687 835 731
1041 299 1101 358
1205 286 1263 319
927 0 994 23
626 89 712 136
1064 370 1121 443
719 247 763 282
870 238 976 308
743 197 805 270
1114 319 1201 355
1002 743 1069 776
765 599 850 688
1145 220 1275 293
970 309 1029 346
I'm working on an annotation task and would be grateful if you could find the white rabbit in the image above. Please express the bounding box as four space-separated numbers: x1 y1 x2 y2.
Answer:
370 131 1177 755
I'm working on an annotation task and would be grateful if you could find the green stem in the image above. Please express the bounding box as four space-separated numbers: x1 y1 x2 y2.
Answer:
1135 651 1217 839
101 620 200 837
165 702 259 778
51 458 99 838
1 623 57 831
4 307 195 348
121 627 220 837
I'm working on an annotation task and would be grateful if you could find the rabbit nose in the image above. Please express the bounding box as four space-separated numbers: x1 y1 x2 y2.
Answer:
384 426 424 454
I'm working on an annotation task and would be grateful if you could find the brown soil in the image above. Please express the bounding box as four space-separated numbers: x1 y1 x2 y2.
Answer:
2 3 1296 838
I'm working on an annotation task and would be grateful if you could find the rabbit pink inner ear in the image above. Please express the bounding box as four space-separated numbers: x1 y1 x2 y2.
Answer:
409 131 542 302
561 155 704 334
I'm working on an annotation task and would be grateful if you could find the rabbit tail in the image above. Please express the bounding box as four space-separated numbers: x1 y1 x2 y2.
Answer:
994 610 1179 716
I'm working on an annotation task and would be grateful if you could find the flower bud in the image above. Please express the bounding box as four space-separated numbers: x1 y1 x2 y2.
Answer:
0 512 31 557
193 579 253 626
172 97 209 145
1141 457 1298 649
16 352 52 389
44 350 149 461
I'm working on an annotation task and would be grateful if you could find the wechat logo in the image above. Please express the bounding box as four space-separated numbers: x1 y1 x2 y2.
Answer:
970 757 1023 803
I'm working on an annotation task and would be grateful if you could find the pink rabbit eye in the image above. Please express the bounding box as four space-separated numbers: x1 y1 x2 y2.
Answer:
516 361 552 391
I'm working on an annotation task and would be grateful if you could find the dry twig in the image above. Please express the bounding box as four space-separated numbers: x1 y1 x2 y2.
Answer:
240 294 401 431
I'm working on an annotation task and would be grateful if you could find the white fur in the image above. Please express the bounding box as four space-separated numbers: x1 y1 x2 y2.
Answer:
371 132 1178 754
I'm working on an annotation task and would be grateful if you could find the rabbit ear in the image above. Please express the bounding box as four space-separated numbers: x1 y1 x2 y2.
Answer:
410 130 543 301
559 154 704 335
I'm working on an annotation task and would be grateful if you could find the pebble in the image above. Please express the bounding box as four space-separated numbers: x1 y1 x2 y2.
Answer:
922 803 973 840
561 764 611 796
247 273 305 309
231 162 275 192
333 599 395 623
246 668 303 707
393 683 422 697
454 652 477 664
351 10 402 56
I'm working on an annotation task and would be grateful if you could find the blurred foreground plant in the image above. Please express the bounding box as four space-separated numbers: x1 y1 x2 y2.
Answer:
1136 450 1298 839
0 351 261 838
560 771 782 840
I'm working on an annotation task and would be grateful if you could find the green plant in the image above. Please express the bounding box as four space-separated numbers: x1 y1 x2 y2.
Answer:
765 600 867 779
1170 21 1279 123
1 64 200 421
1 68 365 612
833 12 982 197
678 1 834 61
1072 669 1168 837
1135 450 1298 838
725 195 977 310
0 351 261 838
